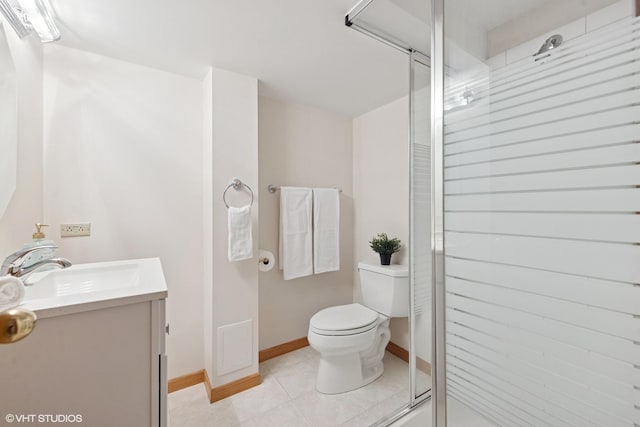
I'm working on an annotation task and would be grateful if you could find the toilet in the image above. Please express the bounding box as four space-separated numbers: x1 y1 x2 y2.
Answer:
307 262 409 394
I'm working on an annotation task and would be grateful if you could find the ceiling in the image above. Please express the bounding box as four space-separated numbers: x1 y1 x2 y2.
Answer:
50 0 410 118
47 0 619 117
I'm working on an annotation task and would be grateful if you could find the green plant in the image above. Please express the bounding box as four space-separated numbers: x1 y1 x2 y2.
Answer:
369 233 402 255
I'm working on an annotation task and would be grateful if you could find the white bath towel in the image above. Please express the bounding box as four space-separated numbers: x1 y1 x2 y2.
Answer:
279 187 313 280
228 205 253 262
0 275 25 313
313 188 340 274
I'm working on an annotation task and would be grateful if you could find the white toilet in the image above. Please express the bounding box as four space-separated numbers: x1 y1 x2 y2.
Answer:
307 262 409 394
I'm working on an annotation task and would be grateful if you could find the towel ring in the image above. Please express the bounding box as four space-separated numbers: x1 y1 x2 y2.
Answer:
223 179 254 208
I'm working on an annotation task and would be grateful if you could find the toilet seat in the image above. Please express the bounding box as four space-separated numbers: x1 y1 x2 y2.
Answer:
310 303 379 336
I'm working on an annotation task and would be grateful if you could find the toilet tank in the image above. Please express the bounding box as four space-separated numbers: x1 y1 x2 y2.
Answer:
358 262 409 317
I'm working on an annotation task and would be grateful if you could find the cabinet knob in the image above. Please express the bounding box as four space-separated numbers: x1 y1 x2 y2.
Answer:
0 308 37 344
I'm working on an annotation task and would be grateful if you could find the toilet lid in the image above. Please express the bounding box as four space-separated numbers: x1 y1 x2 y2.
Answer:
310 303 378 335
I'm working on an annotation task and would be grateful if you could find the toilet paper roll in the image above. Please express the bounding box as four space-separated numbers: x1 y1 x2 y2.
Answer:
258 250 275 272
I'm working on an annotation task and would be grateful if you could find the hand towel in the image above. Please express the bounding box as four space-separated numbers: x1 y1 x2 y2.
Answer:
0 275 25 313
313 188 340 274
228 205 253 262
279 187 313 280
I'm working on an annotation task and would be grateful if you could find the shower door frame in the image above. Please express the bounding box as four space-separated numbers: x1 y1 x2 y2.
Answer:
408 48 431 409
345 1 435 424
374 46 433 427
429 1 446 426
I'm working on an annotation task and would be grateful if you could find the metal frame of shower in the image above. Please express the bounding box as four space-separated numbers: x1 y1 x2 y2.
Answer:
345 0 431 66
345 1 436 425
430 1 446 426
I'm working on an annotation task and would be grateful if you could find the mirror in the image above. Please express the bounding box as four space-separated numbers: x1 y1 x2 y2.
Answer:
0 23 17 220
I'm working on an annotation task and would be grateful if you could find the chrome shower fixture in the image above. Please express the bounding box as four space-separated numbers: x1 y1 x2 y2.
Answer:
0 0 60 43
535 34 563 55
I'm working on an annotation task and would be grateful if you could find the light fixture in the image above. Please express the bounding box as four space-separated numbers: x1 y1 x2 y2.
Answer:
0 0 60 43
0 0 30 38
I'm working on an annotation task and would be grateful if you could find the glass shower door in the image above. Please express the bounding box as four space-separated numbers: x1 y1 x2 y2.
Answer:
409 49 432 404
346 0 434 417
435 1 640 426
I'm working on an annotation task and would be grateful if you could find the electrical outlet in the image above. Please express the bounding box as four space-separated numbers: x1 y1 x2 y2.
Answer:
60 223 91 237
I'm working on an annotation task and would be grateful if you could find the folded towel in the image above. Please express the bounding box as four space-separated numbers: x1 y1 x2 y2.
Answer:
228 205 253 262
313 188 340 274
0 275 25 313
279 187 313 280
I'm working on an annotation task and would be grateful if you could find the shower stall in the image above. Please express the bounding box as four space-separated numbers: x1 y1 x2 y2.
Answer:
347 0 640 426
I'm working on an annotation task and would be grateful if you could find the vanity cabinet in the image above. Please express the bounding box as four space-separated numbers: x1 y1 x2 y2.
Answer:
0 259 168 427
0 299 166 427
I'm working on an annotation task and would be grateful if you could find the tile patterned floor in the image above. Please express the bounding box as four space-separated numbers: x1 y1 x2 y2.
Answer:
388 398 498 427
169 347 427 427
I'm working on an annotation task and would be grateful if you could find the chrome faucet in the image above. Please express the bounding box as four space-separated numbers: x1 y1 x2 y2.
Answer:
1 245 72 283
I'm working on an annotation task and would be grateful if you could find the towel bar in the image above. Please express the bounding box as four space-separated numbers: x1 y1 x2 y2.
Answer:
267 184 342 193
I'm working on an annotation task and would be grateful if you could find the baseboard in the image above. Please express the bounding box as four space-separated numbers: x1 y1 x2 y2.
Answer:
417 356 432 376
203 369 213 403
206 372 262 403
259 337 309 362
168 369 205 393
386 341 409 362
171 335 305 402
386 341 432 376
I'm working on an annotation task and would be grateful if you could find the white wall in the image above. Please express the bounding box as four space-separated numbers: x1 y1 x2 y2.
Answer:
353 96 410 351
258 96 354 350
0 28 43 257
487 0 635 69
203 68 259 387
487 0 622 58
41 45 203 378
0 27 18 225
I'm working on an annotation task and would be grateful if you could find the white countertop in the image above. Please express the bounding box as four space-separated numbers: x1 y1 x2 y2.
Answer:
20 258 168 319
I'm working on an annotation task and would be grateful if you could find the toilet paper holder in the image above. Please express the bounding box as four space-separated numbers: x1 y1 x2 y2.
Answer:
258 249 275 272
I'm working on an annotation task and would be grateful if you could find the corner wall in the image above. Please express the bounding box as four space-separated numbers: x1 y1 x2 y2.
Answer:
257 96 354 350
203 68 259 387
41 45 204 378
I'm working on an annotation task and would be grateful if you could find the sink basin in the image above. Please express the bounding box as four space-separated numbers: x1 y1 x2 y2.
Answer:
25 264 140 299
20 258 167 318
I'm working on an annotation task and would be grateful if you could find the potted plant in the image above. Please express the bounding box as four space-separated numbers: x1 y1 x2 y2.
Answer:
369 233 402 265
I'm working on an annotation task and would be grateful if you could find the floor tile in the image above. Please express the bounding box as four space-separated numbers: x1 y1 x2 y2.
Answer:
168 383 210 412
260 346 316 372
270 357 318 399
341 390 411 427
241 401 312 427
228 374 292 423
169 348 416 427
292 389 370 427
170 396 241 427
345 370 406 409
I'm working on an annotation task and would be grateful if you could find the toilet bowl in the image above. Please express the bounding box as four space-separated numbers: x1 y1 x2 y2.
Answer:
308 303 391 394
308 262 408 394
